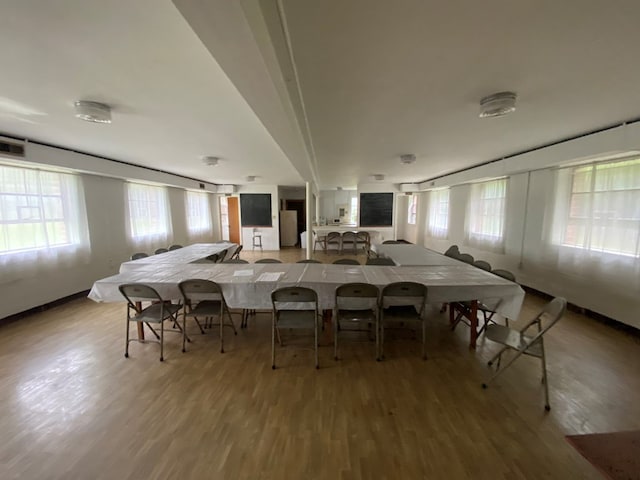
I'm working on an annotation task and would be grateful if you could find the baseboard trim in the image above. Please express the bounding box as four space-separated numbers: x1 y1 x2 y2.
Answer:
0 290 90 326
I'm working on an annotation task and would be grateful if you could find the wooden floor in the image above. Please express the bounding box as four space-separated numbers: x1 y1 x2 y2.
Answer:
1 247 639 479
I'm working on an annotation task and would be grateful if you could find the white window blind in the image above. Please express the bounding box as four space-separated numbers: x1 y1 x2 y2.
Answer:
465 178 507 252
407 195 417 225
427 189 449 238
185 191 212 236
0 164 90 281
126 183 171 248
350 196 358 224
560 158 640 257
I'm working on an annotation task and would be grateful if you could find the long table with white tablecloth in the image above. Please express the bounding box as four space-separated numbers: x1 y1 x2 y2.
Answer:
119 243 236 273
371 244 463 266
89 262 524 347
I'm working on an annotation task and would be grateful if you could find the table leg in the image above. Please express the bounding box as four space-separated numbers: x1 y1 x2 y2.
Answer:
469 300 478 349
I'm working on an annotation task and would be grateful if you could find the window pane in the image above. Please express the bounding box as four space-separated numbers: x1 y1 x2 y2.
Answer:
186 191 212 235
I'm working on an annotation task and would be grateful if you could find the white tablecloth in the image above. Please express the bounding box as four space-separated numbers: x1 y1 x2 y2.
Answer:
89 263 524 319
119 243 236 273
371 244 462 266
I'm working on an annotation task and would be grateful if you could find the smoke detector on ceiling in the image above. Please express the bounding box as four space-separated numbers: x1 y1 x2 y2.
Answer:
479 92 517 118
202 156 219 166
399 154 416 165
74 101 112 124
246 175 257 182
372 174 385 181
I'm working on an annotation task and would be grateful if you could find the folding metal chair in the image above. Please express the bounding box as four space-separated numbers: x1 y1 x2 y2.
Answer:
341 231 357 254
178 279 237 353
326 231 342 253
154 248 169 255
334 283 379 360
366 257 395 266
271 287 320 369
333 258 360 265
131 252 148 260
168 244 183 251
379 282 428 360
482 297 567 411
255 258 282 263
297 259 322 263
118 283 182 361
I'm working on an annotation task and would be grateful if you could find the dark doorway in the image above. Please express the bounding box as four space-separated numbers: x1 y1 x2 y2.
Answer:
285 199 305 246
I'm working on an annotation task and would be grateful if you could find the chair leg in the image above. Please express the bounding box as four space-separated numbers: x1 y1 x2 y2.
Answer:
125 318 130 358
225 308 238 335
488 346 508 366
182 313 187 353
160 321 165 362
482 348 525 387
220 309 225 354
315 318 319 369
422 319 427 360
271 314 276 370
145 322 160 339
540 340 550 411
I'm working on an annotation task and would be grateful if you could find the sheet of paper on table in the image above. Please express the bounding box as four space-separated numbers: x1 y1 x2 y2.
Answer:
256 272 283 282
233 269 254 277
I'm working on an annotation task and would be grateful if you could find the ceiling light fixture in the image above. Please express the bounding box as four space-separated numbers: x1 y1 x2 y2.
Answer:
246 175 257 182
399 154 416 165
74 101 112 123
479 91 517 118
372 174 385 181
201 156 219 167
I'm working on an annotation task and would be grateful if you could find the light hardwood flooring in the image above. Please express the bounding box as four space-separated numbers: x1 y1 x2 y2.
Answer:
1 247 639 479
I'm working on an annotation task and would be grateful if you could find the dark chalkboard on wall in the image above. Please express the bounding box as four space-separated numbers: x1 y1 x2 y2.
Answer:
240 194 272 227
359 193 393 227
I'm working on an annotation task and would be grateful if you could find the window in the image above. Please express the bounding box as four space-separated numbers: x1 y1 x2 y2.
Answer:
126 183 171 246
0 163 90 281
0 165 87 253
427 189 449 238
407 195 417 225
219 196 229 241
350 196 358 224
561 158 640 257
465 178 507 252
185 191 212 236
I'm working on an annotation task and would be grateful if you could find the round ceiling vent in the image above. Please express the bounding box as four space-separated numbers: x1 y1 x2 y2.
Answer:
479 92 517 118
74 101 112 123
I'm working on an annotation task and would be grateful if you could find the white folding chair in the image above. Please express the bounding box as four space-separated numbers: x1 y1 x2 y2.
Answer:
482 297 567 411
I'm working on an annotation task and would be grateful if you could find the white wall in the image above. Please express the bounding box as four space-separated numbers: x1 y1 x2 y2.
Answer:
410 122 640 328
1 145 221 320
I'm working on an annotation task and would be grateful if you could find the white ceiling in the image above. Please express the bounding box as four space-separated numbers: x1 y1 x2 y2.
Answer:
2 1 640 191
0 0 304 186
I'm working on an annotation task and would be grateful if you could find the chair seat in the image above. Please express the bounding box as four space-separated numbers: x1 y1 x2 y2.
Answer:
382 305 420 320
133 303 182 323
276 310 318 328
484 324 542 356
337 309 376 322
185 300 223 317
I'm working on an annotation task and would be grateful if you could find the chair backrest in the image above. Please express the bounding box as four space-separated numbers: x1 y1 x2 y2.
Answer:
444 245 459 257
382 240 402 244
473 260 492 271
457 253 474 264
205 253 220 263
366 257 395 266
492 269 516 282
232 245 243 259
131 252 148 260
168 244 183 251
118 283 162 306
255 258 282 263
271 286 318 311
381 282 427 312
297 259 322 263
222 258 249 264
333 258 360 265
253 228 261 236
524 297 567 343
336 283 379 310
327 231 341 242
342 231 357 241
154 248 169 255
356 231 370 242
178 279 224 305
